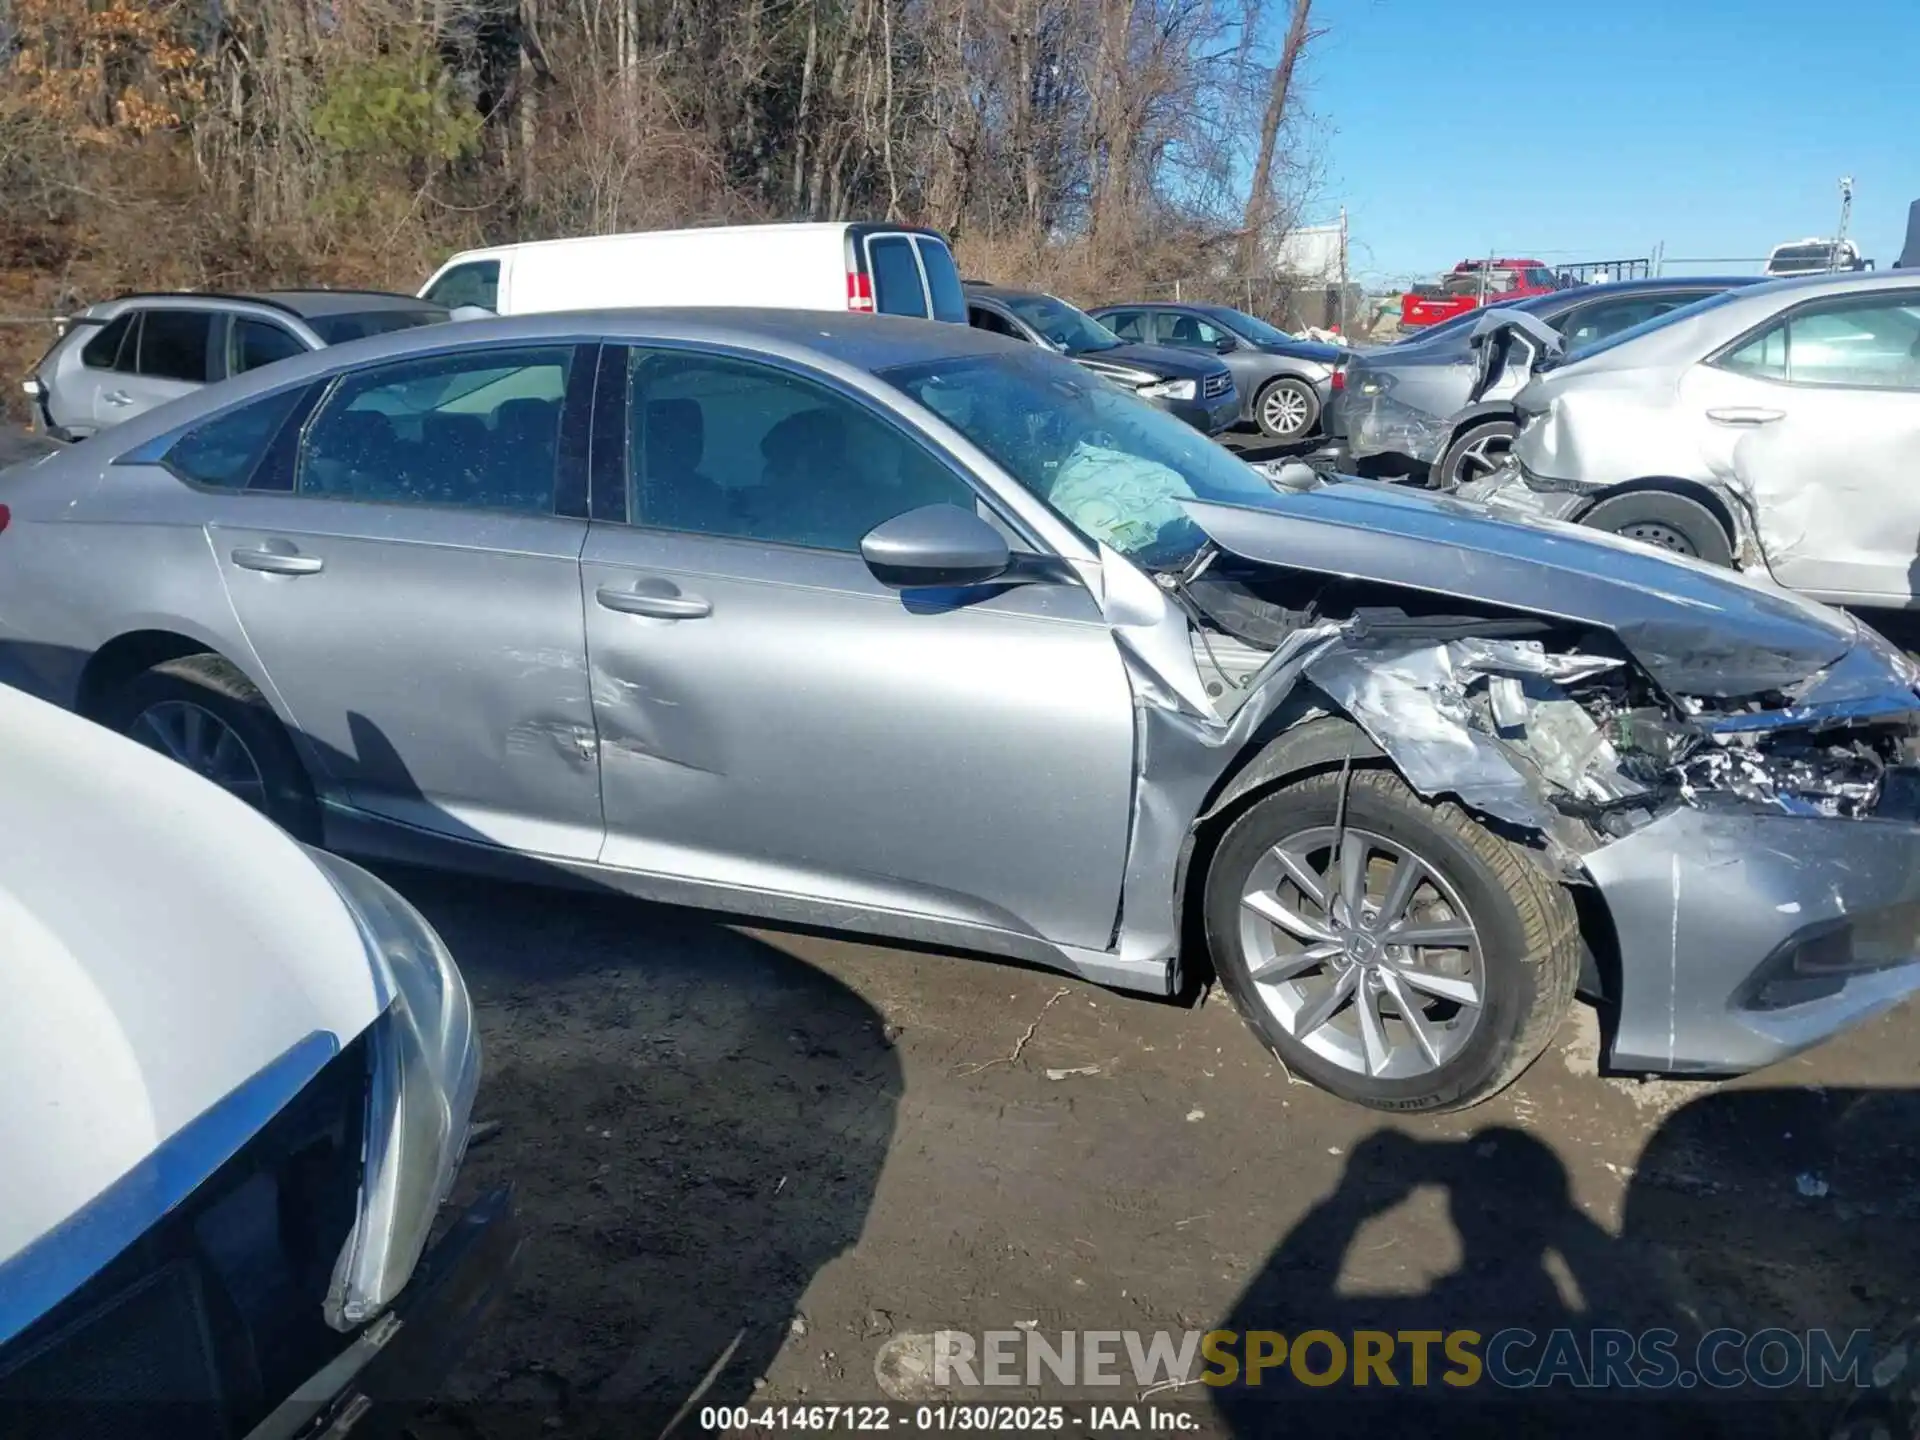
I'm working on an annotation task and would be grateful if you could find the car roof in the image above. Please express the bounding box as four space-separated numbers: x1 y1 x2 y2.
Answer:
1518 275 1765 311
242 290 446 317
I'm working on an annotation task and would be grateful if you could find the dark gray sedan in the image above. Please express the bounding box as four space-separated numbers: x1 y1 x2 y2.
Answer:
1089 301 1345 440
1332 276 1763 488
964 284 1238 434
5 309 1920 1113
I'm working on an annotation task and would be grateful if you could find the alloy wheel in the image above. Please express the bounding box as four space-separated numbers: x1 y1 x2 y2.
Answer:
1260 384 1312 438
1450 432 1513 487
1236 825 1484 1080
131 700 268 810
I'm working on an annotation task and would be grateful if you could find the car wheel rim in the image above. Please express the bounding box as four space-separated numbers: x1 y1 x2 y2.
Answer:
1262 386 1310 437
131 701 267 809
1237 825 1484 1080
1618 521 1697 557
1451 433 1513 486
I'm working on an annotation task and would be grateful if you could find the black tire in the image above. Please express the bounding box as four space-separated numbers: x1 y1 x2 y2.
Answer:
1580 490 1733 567
1429 417 1519 491
1254 376 1321 440
1203 768 1580 1112
103 652 320 841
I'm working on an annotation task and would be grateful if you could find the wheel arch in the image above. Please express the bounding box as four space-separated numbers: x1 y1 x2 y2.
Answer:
77 628 271 724
1441 402 1523 451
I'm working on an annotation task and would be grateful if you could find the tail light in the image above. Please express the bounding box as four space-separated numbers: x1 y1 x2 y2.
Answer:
1330 366 1346 392
847 271 875 313
0 505 12 535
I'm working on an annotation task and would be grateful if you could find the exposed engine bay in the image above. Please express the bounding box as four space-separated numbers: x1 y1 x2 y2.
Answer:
1174 560 1920 863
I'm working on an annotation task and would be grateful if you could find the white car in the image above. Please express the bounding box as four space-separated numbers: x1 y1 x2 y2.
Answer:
1468 271 1920 611
419 221 968 322
0 683 508 1435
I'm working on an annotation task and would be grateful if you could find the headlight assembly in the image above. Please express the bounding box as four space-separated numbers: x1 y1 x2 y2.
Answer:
1136 378 1197 402
306 849 481 1332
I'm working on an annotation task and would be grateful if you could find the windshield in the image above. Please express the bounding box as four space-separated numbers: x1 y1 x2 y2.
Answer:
881 349 1280 569
310 309 447 345
1550 285 1750 364
1210 307 1296 346
996 293 1122 354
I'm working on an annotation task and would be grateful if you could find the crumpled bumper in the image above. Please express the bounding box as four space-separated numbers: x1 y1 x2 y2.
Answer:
243 1187 520 1440
1344 392 1452 465
1584 808 1920 1074
1453 462 1592 522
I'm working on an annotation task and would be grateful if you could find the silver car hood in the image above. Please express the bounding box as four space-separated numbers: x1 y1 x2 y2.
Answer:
1182 482 1867 697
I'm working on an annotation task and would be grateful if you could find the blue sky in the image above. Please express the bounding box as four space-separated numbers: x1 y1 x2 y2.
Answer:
1298 0 1919 283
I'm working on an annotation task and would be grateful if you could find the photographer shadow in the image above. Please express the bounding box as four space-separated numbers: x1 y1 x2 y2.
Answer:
1215 1087 1920 1440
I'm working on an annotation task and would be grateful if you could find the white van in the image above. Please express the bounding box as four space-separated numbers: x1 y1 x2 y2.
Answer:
419 221 968 323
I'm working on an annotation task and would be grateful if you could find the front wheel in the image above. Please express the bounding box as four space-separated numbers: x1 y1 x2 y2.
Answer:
1255 377 1321 440
1203 768 1580 1111
1580 490 1733 567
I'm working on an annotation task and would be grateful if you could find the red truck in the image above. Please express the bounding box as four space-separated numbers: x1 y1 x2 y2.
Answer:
1400 258 1562 329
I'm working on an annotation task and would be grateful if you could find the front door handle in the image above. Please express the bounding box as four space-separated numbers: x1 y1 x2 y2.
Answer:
1706 406 1785 426
231 545 325 576
104 391 134 406
596 584 711 620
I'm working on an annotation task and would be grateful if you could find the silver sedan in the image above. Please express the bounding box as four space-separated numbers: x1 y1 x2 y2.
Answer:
5 309 1920 1111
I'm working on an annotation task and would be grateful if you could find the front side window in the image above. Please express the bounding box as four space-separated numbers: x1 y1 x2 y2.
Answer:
626 349 975 552
80 314 135 370
867 237 929 319
298 346 572 513
423 261 500 312
162 388 306 489
969 306 1028 341
1719 298 1920 389
309 309 447 345
996 294 1121 355
138 310 213 383
1156 312 1231 350
883 349 1280 569
230 318 306 375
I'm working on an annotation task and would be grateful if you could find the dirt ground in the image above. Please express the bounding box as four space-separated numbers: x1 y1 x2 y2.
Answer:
373 861 1920 1440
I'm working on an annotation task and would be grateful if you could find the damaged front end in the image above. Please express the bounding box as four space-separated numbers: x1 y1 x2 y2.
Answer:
1145 487 1920 1076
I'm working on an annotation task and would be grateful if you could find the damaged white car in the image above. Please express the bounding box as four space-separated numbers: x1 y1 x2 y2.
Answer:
5 311 1920 1114
0 684 509 1435
1459 270 1920 612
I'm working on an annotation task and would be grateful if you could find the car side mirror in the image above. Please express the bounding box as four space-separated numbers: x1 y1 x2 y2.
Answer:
1214 335 1238 353
861 504 1011 589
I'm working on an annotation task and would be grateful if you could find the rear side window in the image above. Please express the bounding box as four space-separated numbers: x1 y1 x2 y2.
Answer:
868 237 928 319
423 261 500 312
230 318 306 375
969 306 1026 341
298 345 572 514
138 310 213 383
915 238 967 323
81 314 135 370
309 310 445 345
162 388 306 489
1103 310 1148 342
1722 297 1920 389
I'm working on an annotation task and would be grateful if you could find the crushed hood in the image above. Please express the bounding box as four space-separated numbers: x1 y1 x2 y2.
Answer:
0 686 385 1274
1183 481 1866 697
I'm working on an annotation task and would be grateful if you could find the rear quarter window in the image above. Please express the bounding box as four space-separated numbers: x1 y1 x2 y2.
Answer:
162 387 306 489
80 314 135 370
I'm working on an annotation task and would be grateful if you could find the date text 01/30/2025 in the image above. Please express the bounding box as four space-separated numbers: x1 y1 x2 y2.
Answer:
700 1404 1199 1431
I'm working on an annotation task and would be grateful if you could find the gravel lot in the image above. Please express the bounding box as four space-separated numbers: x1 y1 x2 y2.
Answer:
379 864 1920 1440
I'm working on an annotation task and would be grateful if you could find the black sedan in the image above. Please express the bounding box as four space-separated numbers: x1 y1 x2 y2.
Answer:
964 285 1239 435
1334 275 1766 489
1088 302 1345 441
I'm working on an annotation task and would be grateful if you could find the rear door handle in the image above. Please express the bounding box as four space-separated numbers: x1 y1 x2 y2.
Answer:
104 391 134 406
1706 406 1785 426
595 583 711 620
231 545 325 576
